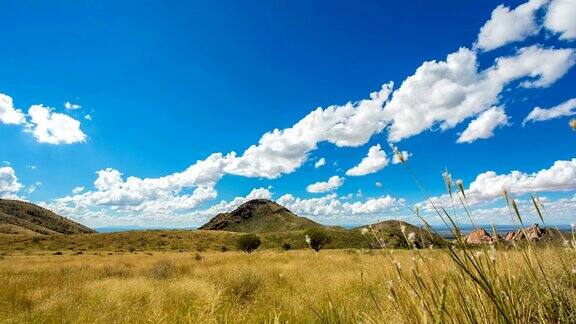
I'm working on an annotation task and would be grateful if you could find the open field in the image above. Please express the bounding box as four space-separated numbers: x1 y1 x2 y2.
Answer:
1 246 575 323
0 228 374 253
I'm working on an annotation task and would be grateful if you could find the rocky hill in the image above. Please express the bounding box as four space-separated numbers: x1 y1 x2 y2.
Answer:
463 224 559 244
357 220 445 248
199 199 324 233
0 198 95 235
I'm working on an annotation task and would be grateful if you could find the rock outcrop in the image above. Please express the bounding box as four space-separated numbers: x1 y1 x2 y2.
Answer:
503 224 544 242
463 224 547 244
463 228 495 244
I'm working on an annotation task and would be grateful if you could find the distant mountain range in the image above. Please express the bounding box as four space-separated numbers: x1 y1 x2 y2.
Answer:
0 198 568 252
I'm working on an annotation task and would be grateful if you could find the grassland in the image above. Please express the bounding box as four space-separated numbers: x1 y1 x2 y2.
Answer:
0 228 376 253
1 242 575 323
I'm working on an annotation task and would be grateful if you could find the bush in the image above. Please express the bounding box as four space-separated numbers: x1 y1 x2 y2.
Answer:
226 271 262 303
281 242 292 251
305 228 331 252
236 233 261 253
220 245 229 252
148 260 175 280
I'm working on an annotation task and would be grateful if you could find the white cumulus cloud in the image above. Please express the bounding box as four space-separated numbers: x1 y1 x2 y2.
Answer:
0 166 23 197
26 105 87 144
457 106 509 143
0 93 26 125
277 193 400 217
72 186 85 194
51 153 232 215
545 0 576 40
306 175 344 193
475 0 546 51
383 45 575 142
64 101 82 110
224 83 393 178
426 158 576 206
314 158 326 168
523 98 576 124
346 144 389 176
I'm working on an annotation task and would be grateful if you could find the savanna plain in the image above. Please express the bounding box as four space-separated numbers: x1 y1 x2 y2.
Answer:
1 240 575 323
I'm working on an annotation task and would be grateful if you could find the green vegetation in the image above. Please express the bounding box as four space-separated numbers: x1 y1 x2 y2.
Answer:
236 233 261 253
281 242 292 251
304 227 331 251
0 227 377 252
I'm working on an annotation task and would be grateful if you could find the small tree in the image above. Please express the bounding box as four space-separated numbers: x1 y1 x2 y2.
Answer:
304 228 331 252
237 233 261 253
281 242 292 251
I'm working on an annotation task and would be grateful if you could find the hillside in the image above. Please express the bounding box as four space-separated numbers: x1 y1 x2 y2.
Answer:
357 220 445 248
0 228 372 252
0 199 95 235
199 199 324 232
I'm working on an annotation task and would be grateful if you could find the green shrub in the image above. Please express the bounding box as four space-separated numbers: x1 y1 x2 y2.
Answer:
236 233 261 253
304 228 331 252
281 242 292 251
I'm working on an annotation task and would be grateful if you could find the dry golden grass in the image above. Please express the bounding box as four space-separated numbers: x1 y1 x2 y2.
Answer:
0 246 574 323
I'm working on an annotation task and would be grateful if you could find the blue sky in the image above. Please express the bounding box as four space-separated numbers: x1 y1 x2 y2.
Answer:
1 0 575 228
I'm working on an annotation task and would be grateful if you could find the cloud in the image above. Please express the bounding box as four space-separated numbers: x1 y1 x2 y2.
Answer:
475 0 546 51
72 186 85 194
346 144 389 176
314 158 326 168
0 93 26 125
426 158 576 207
277 193 400 217
26 165 37 170
64 101 82 110
125 186 218 215
383 45 575 142
27 182 41 194
51 152 232 215
488 45 575 88
44 43 576 219
33 5 576 222
545 0 576 40
84 114 92 121
26 105 87 144
523 98 576 124
0 166 23 196
1 93 88 145
427 194 576 224
306 175 344 193
457 106 509 143
224 83 393 178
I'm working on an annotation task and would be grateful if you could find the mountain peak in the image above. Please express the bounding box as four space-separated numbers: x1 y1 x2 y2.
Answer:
198 199 322 233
